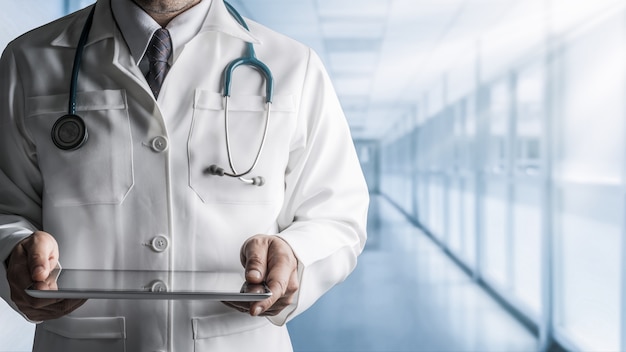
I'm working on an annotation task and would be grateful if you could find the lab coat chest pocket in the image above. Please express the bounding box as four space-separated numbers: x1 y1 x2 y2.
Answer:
26 90 133 206
189 90 295 204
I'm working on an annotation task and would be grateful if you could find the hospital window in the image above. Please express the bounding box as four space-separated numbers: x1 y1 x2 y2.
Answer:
511 62 544 316
481 78 511 289
551 9 625 351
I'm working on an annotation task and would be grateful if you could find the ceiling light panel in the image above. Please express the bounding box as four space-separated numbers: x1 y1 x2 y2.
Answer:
325 38 382 52
315 0 392 18
321 19 386 39
328 52 378 73
441 2 514 42
388 0 465 21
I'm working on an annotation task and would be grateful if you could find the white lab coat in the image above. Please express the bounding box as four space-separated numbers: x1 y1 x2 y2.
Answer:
0 0 368 351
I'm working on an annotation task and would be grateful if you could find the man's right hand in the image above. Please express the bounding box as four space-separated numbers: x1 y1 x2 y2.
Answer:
5 231 86 321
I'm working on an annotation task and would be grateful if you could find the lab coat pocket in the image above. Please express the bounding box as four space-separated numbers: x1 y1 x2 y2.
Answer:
192 313 285 351
189 90 295 204
26 90 134 206
34 316 126 352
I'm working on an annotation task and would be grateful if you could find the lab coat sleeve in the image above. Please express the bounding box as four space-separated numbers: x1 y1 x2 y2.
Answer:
270 49 369 325
0 46 44 319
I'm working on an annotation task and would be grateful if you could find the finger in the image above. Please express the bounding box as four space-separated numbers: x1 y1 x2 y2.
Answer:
24 232 58 282
222 301 251 313
249 276 289 316
249 240 297 316
6 245 30 290
8 272 62 310
258 271 299 316
241 236 269 284
29 296 64 309
5 235 67 318
241 283 267 294
6 257 54 307
25 299 87 321
31 276 60 291
258 301 291 316
22 274 63 309
34 299 85 315
266 239 298 297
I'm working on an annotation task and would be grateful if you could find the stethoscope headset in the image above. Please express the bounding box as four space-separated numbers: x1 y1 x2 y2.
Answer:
52 1 273 186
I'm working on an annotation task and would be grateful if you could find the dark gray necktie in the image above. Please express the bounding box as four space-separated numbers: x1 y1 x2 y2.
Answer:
145 28 172 98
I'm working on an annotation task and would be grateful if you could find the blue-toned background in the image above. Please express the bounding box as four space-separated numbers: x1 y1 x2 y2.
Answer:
1 1 625 351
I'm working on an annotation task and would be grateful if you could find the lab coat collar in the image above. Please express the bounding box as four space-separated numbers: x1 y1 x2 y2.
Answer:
50 0 260 49
199 0 261 44
50 0 116 48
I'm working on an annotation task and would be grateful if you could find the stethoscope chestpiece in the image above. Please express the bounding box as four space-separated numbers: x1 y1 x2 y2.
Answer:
51 114 88 150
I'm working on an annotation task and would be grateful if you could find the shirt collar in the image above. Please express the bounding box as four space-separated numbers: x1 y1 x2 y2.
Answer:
111 0 214 65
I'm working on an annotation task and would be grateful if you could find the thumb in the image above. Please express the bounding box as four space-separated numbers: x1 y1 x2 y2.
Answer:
241 235 269 284
24 231 59 282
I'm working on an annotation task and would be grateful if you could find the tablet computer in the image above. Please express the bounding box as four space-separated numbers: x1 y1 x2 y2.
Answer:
25 268 271 301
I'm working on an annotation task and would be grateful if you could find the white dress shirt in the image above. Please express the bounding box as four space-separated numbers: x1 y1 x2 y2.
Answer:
110 0 213 75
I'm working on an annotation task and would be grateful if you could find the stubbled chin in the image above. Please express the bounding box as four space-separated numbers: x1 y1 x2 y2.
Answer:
132 0 201 15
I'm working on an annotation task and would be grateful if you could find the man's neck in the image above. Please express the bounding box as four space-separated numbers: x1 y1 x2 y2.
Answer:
132 0 202 27
143 10 184 27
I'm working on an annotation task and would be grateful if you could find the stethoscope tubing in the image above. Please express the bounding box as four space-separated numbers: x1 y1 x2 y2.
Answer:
223 98 272 178
222 1 274 103
223 58 274 104
57 1 273 186
68 6 95 115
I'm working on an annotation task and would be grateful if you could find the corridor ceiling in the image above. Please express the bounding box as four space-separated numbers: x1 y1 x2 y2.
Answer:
227 0 623 140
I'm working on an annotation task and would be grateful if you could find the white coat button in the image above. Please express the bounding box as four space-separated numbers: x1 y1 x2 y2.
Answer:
148 280 168 292
151 136 168 152
150 235 169 252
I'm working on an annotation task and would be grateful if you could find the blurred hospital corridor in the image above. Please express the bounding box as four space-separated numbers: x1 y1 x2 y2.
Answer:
2 0 626 351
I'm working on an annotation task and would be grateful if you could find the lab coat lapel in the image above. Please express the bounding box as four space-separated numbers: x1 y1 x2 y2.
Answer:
50 0 154 102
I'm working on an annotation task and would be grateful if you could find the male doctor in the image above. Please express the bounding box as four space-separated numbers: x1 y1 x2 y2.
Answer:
0 0 368 351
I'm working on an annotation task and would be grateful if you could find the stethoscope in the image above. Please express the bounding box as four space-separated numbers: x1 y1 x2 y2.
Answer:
52 1 273 187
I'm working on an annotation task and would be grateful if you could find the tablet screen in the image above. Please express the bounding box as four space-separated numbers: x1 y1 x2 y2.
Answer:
25 268 271 301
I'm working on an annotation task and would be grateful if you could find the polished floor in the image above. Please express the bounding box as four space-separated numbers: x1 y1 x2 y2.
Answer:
286 195 538 352
0 195 538 351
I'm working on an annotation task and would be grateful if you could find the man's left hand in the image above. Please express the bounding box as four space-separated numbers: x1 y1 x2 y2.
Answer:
224 235 299 317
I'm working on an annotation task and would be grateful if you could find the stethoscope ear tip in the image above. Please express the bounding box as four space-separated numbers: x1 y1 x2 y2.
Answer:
204 165 265 186
252 176 265 186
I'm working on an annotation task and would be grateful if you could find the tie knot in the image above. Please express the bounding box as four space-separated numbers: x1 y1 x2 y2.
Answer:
146 28 172 63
